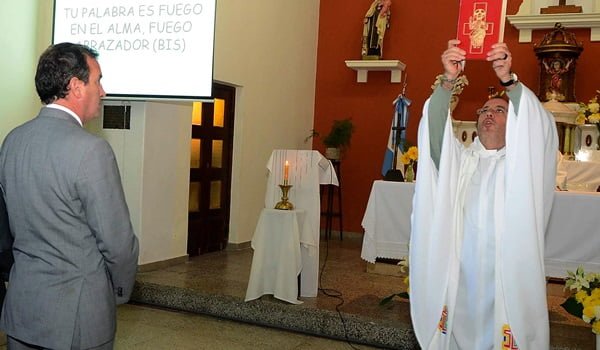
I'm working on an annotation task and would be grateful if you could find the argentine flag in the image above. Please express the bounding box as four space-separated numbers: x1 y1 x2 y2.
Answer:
381 94 411 176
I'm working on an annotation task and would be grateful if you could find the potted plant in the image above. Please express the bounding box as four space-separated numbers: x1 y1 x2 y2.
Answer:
322 118 355 160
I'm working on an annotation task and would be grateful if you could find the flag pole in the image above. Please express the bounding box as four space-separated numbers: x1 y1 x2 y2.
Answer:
384 74 410 181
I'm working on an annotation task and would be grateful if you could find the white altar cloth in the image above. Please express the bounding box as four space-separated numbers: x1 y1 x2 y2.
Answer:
245 209 307 304
545 191 600 277
558 159 600 192
264 150 338 297
361 180 600 277
360 181 413 262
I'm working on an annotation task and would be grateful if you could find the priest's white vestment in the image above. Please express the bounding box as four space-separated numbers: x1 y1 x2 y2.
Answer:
409 84 557 349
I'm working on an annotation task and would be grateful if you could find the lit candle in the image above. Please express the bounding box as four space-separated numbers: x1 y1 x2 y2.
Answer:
284 160 289 184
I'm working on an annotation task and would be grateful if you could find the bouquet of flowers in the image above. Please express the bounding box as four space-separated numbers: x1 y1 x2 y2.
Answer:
399 146 418 182
399 146 418 168
561 266 600 334
576 91 600 132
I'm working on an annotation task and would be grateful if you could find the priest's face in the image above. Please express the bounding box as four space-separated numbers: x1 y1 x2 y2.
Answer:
476 98 508 150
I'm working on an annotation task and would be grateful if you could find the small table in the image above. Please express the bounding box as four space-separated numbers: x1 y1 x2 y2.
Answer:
264 150 338 297
245 208 307 304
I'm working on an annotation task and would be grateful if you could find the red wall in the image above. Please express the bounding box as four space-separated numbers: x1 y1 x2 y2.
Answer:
314 0 600 233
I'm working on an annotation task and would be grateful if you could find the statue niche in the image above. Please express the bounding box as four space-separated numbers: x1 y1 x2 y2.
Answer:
534 23 583 102
362 0 392 60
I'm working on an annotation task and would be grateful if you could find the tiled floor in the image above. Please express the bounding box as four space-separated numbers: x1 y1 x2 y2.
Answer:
115 303 380 349
137 233 414 329
0 304 379 350
135 232 596 349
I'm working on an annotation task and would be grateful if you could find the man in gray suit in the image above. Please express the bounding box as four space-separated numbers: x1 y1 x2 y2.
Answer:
0 43 139 349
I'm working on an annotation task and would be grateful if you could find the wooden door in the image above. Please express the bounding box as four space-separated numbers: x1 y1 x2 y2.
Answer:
188 83 235 256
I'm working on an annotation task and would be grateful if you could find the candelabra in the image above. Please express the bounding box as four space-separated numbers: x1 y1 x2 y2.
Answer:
274 182 294 210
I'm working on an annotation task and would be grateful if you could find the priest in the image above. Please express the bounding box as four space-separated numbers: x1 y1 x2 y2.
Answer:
409 39 558 349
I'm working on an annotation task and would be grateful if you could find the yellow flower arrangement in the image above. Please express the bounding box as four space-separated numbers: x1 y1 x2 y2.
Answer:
399 146 418 166
562 266 600 334
575 91 600 127
399 146 418 182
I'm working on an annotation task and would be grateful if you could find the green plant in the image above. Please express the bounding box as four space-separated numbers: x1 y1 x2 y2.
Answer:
322 118 355 151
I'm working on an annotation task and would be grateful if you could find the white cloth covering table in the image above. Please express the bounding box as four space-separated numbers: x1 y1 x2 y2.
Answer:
360 180 412 262
264 150 338 297
245 208 307 304
360 180 600 277
545 190 600 277
558 159 600 191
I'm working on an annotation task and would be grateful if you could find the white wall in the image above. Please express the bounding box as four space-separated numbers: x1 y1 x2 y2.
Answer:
86 102 146 260
140 102 191 263
214 0 321 244
87 101 191 265
0 1 47 139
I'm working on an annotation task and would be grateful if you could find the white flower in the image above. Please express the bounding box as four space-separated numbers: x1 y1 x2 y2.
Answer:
398 256 409 274
566 266 591 291
576 93 600 125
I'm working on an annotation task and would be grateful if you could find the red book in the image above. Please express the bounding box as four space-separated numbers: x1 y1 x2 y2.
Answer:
456 0 508 60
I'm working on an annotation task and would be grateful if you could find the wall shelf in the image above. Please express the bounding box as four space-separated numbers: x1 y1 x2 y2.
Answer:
507 12 600 42
345 60 406 83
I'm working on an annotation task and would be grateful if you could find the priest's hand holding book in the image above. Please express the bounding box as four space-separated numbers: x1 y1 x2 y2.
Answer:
439 39 465 90
487 42 517 90
440 40 517 91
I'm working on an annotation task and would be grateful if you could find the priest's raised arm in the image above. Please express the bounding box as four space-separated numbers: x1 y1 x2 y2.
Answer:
409 39 558 349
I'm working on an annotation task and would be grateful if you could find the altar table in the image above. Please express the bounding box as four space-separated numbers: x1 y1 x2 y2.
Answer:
361 180 600 278
558 159 600 191
245 208 308 304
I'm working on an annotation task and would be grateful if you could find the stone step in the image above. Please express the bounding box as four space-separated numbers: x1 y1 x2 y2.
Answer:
131 281 596 349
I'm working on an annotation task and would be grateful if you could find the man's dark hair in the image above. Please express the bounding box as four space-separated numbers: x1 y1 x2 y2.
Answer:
35 43 99 104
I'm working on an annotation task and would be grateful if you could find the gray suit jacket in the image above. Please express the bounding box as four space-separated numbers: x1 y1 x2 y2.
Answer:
0 184 13 279
0 107 139 349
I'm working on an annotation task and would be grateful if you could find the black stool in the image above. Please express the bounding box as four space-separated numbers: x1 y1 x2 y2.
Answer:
321 160 343 240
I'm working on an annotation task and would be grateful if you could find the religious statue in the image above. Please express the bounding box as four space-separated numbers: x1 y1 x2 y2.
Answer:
362 0 392 60
542 58 573 99
534 23 583 102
